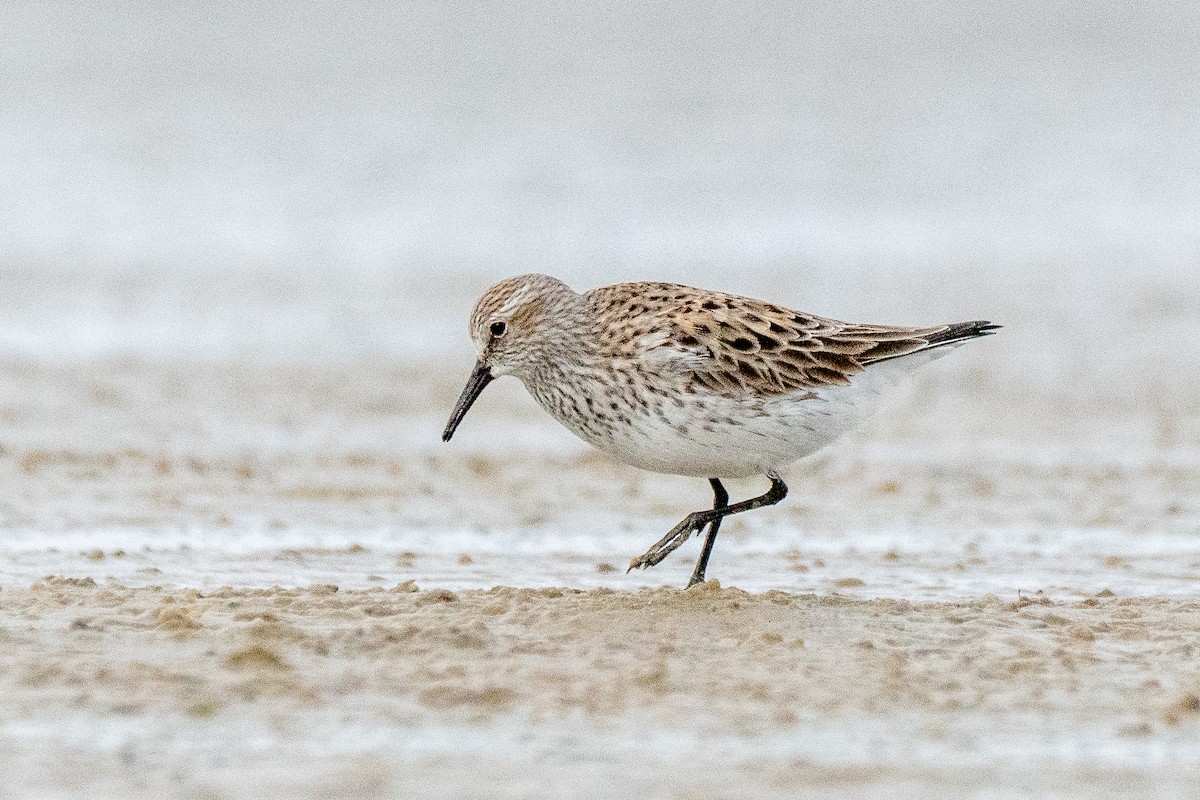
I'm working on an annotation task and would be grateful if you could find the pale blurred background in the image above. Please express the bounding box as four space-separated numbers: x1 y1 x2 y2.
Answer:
3 0 1197 374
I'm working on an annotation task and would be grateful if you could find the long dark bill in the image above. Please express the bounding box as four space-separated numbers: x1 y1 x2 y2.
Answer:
442 360 495 442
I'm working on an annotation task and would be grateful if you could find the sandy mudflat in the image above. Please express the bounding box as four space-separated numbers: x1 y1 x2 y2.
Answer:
0 340 1197 797
5 580 1200 799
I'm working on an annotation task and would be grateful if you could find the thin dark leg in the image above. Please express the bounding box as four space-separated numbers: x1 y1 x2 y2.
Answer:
628 471 789 581
687 479 729 588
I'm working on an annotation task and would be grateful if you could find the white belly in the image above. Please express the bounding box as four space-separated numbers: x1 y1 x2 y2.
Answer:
593 385 877 478
526 353 936 479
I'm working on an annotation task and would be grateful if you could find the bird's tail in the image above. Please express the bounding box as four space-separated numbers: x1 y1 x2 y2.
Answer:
862 320 1001 366
922 320 1002 349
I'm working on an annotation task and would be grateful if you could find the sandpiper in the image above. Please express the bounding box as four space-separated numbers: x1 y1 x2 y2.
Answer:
442 274 998 587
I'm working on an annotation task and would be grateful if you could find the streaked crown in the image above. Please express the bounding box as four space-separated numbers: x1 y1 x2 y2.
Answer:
468 273 577 376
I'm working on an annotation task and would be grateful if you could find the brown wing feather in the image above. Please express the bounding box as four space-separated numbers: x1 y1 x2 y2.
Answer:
645 286 948 397
586 281 993 400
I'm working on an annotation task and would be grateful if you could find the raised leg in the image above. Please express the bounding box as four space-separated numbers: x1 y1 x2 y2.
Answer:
687 479 729 588
628 472 788 583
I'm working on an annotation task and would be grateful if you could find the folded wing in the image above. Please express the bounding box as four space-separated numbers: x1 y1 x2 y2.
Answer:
638 289 998 398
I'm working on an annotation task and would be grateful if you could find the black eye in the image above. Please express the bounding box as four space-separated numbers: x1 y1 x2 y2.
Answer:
489 321 507 337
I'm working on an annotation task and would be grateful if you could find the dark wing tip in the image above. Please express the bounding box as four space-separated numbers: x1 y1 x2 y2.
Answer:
926 320 1002 346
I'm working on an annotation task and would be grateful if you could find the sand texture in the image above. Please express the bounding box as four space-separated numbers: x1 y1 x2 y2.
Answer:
5 581 1200 799
0 345 1198 798
1 257 1199 800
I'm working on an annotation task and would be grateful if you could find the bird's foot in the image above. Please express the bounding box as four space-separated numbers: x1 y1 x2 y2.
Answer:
627 512 709 572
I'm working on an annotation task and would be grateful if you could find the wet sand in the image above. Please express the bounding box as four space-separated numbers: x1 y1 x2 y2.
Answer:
5 581 1200 798
1 348 1198 798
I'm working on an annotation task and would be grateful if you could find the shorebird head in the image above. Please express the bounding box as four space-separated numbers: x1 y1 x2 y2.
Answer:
442 274 576 442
